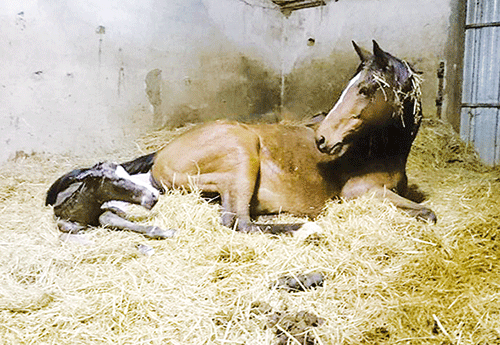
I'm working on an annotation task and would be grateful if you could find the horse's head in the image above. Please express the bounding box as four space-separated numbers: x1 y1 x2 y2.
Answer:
84 162 160 209
316 40 420 158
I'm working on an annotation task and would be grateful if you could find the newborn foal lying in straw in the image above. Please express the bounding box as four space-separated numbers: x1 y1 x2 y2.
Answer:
45 160 175 239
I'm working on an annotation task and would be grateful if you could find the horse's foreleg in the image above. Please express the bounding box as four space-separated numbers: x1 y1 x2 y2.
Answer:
98 211 176 239
370 186 437 223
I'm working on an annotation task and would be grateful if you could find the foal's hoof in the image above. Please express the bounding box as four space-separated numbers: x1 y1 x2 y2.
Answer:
57 219 86 234
145 226 176 240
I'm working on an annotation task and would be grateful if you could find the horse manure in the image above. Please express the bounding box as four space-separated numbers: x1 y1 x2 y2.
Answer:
271 272 324 292
267 310 324 345
250 301 273 316
363 326 391 343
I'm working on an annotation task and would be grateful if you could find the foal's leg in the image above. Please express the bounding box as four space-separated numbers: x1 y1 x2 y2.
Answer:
101 200 132 218
98 211 176 239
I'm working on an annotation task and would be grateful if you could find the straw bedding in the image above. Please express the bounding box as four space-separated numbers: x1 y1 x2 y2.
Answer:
1 119 499 344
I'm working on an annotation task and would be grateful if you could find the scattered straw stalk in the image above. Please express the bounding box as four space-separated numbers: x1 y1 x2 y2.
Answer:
0 119 499 344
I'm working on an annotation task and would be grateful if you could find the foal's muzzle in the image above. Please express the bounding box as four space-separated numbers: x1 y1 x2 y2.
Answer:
141 193 159 210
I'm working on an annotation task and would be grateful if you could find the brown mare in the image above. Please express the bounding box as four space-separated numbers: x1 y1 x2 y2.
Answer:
141 41 436 233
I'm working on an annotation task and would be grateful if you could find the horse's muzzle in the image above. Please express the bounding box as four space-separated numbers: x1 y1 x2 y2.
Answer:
316 136 343 156
316 135 328 153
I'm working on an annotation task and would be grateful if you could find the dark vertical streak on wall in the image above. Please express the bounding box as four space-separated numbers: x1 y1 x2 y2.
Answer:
436 61 445 118
145 69 163 127
96 26 106 73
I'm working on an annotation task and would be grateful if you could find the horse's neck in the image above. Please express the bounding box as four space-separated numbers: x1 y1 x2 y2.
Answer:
351 97 421 163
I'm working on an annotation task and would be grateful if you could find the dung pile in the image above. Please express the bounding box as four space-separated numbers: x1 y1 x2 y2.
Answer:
0 119 499 344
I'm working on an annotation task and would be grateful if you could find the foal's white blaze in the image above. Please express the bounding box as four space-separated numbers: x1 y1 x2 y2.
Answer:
115 165 160 197
327 72 362 116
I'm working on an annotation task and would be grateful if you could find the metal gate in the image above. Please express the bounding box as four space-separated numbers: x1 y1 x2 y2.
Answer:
461 0 500 165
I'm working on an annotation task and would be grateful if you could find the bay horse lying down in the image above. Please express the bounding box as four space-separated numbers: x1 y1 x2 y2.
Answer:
45 161 175 239
130 40 436 234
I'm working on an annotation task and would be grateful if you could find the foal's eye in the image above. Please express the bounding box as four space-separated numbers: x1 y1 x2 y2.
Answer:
358 87 369 96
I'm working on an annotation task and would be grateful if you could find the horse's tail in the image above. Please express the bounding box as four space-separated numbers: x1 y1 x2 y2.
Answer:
120 152 157 175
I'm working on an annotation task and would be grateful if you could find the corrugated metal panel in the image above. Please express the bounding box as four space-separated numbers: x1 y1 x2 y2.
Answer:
461 0 500 165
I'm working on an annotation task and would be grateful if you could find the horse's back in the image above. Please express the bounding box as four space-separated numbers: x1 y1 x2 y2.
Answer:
151 121 261 191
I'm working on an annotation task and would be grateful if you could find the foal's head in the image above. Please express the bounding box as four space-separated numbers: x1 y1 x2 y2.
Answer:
316 40 421 158
84 162 159 210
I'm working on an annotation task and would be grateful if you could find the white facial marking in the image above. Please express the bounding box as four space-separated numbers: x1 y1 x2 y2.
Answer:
115 166 160 197
327 72 362 115
115 165 130 179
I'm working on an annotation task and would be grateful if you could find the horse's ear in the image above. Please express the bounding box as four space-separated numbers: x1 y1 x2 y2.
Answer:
372 40 389 67
352 41 371 62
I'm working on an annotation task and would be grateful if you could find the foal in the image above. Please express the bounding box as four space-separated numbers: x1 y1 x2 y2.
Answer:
46 161 174 239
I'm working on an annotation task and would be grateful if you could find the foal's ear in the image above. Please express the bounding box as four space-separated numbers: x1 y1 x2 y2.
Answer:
352 41 371 62
372 40 389 67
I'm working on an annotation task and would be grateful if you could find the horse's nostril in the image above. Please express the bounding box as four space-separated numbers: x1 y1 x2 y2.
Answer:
316 135 326 148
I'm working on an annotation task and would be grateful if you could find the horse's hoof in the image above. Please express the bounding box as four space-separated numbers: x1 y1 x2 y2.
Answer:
145 226 176 239
136 243 155 256
416 208 437 224
408 207 437 224
57 219 86 234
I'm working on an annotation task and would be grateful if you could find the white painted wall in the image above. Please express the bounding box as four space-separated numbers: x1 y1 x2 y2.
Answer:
0 0 283 162
0 0 463 163
277 0 458 121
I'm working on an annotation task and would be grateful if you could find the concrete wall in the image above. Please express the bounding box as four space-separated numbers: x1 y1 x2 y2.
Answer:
0 0 464 162
0 0 284 162
279 0 465 129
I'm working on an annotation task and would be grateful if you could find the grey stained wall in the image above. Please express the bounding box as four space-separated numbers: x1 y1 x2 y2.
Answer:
0 0 464 162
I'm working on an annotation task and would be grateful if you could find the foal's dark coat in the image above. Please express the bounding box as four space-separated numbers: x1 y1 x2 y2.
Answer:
46 161 173 239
